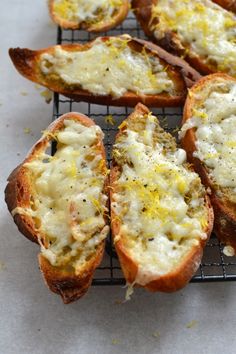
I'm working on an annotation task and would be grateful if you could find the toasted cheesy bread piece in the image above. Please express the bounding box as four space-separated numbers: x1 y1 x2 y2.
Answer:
5 113 109 303
9 35 201 107
48 0 129 31
181 74 236 256
111 103 213 292
132 0 236 77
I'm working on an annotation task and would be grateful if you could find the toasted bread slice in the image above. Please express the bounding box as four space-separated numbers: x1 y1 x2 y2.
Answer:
5 113 109 303
48 0 129 31
132 0 236 77
110 103 213 292
9 35 201 108
181 73 236 255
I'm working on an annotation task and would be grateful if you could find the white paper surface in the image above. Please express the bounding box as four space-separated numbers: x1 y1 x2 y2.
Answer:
1 1 236 353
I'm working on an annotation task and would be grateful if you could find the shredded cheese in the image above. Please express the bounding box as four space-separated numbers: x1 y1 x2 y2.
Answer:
151 0 236 76
40 37 175 98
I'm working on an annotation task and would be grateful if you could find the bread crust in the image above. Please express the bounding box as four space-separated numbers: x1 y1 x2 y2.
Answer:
48 0 129 31
132 0 236 75
181 73 236 251
111 103 214 292
9 36 201 108
213 0 236 13
5 112 108 303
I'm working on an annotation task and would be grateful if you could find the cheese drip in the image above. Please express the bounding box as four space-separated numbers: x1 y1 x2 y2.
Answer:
151 0 236 76
13 119 109 273
181 80 236 192
40 38 175 98
112 113 208 285
53 0 122 23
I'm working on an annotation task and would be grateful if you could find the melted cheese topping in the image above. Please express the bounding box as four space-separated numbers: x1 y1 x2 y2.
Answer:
53 0 122 24
40 38 175 98
13 119 109 273
112 113 208 285
151 0 236 76
181 80 236 192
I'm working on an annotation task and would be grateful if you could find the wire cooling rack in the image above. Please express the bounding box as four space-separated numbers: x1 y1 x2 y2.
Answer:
52 14 236 285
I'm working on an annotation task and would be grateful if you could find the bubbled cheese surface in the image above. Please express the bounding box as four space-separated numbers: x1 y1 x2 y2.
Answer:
15 119 109 273
40 38 175 98
53 0 122 23
112 113 208 285
181 80 236 192
151 0 236 76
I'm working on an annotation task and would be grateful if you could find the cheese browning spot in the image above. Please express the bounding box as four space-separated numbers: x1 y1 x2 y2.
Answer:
112 112 208 285
15 119 109 272
151 0 236 76
40 37 175 98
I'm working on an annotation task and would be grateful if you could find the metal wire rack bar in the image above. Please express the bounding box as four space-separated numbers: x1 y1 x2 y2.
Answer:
52 13 236 285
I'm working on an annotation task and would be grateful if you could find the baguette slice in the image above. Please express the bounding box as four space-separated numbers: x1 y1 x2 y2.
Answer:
181 73 236 255
5 112 109 303
9 35 201 108
111 103 213 292
48 0 129 31
132 0 236 77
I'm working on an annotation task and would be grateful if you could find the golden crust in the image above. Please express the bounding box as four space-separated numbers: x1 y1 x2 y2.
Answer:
213 0 236 13
132 0 236 76
5 112 108 303
110 103 214 292
48 0 129 32
9 36 201 108
181 73 236 251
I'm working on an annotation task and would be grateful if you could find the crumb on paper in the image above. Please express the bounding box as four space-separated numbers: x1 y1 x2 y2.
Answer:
152 331 160 338
20 91 28 96
223 245 235 257
40 89 53 104
34 84 42 90
0 261 5 271
186 320 198 329
124 282 134 301
24 127 31 134
112 339 119 345
105 114 115 126
114 299 123 305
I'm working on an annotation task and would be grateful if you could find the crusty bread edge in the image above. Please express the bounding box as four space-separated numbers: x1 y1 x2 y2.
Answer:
9 36 200 108
48 0 129 31
110 103 214 292
5 112 108 303
181 73 236 250
212 0 236 13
